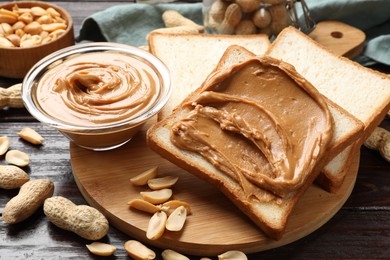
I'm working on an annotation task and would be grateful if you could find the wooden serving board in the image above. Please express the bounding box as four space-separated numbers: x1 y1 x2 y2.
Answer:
309 21 366 59
70 119 360 256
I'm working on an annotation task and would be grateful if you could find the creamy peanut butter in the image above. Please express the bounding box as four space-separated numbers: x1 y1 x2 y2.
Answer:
36 51 159 126
170 57 332 200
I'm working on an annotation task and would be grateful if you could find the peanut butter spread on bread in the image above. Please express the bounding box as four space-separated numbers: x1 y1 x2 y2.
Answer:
170 56 332 200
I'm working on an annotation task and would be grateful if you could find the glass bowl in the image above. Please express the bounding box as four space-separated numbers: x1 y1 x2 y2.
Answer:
22 42 171 151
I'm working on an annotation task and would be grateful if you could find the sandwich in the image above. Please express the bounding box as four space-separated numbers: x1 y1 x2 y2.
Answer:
146 28 389 239
147 46 363 239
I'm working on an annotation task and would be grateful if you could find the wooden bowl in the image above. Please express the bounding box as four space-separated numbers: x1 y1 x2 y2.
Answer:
0 1 74 79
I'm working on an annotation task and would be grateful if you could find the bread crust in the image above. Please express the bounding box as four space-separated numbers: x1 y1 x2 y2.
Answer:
315 142 358 193
267 26 390 193
267 26 390 142
147 52 335 239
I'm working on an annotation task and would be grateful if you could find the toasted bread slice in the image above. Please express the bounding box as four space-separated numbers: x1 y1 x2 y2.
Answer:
148 33 270 119
147 48 364 239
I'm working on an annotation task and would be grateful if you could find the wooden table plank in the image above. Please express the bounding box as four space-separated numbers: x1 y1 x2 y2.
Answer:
1 120 389 259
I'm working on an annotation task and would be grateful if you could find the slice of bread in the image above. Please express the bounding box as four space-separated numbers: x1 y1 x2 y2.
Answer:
212 45 364 163
316 100 363 193
267 27 390 192
319 98 364 164
267 27 390 140
216 46 364 194
316 142 358 193
148 33 270 119
212 46 364 166
147 46 363 239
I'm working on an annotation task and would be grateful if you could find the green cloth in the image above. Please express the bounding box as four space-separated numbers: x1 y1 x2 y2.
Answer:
77 1 390 66
78 3 203 46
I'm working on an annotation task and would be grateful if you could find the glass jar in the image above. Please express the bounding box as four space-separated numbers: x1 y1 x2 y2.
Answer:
203 0 315 37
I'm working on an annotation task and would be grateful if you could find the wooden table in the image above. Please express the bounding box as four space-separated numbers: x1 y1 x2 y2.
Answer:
1 1 389 259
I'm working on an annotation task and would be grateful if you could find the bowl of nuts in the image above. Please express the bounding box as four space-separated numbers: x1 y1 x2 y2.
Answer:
0 1 74 78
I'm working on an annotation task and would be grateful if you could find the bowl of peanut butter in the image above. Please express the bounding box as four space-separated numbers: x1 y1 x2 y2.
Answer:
22 42 171 151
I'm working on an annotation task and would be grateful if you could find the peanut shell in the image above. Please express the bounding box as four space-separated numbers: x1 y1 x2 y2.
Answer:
0 165 29 189
44 196 109 240
2 179 54 224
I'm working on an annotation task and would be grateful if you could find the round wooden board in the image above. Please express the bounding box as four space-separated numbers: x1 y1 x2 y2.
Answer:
308 21 366 59
70 120 359 256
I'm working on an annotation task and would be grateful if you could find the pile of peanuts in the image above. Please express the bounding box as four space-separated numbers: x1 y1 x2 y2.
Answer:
0 4 67 48
205 0 291 36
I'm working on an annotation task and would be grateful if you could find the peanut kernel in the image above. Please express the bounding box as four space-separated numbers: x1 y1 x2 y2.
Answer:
165 206 187 231
147 175 179 190
162 200 192 215
5 150 30 167
161 249 190 260
18 127 44 145
124 240 156 259
0 136 10 156
140 189 172 204
86 242 116 257
218 250 248 260
130 166 158 186
146 211 167 240
128 198 162 214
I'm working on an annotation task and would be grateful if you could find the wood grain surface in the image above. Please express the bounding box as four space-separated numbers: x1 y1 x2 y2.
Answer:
70 119 360 256
308 20 366 58
1 120 389 259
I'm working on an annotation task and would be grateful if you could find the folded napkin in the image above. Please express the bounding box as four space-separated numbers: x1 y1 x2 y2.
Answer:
78 3 203 47
77 0 390 66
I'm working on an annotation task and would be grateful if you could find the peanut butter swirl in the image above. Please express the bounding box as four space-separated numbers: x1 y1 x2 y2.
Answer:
36 52 159 126
170 57 332 200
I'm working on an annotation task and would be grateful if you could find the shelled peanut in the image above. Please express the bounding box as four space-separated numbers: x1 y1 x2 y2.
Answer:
205 0 290 36
128 167 191 241
0 4 67 48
